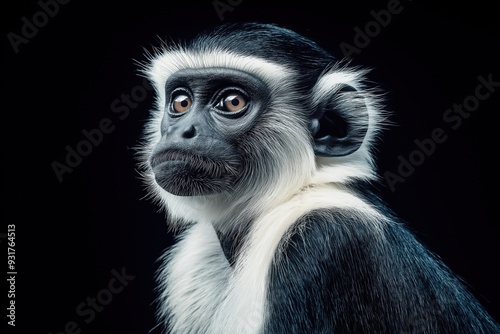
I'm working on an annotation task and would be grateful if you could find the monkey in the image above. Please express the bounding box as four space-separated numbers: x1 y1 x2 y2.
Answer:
137 22 499 334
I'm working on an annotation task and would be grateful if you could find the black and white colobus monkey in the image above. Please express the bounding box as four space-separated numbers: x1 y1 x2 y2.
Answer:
138 22 499 333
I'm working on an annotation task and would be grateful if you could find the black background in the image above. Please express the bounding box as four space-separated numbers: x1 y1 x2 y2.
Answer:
2 0 499 333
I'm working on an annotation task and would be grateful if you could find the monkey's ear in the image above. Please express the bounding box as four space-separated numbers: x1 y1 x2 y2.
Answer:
310 84 368 157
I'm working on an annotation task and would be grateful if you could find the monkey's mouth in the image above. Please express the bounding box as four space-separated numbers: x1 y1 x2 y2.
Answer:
150 150 214 168
149 149 239 196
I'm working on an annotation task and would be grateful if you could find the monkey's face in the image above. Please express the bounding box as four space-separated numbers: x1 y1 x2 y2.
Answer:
149 67 270 197
141 23 379 224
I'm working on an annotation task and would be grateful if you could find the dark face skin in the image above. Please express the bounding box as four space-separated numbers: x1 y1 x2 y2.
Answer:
149 67 270 196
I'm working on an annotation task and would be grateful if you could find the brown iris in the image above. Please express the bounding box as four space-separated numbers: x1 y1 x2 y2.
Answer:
219 93 247 112
172 95 192 113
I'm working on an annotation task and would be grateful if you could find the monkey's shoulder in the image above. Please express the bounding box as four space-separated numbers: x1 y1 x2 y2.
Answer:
274 207 392 261
264 208 500 333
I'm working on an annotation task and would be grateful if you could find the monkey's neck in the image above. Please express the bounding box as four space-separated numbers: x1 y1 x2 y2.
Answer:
215 226 249 267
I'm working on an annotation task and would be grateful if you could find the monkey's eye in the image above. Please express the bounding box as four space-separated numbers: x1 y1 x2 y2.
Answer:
171 94 192 114
214 91 248 114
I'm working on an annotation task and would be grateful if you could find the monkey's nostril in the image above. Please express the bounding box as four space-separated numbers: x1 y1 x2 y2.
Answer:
182 125 197 139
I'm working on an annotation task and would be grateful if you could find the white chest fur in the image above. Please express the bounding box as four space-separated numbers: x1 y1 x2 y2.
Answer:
158 186 383 334
159 222 265 334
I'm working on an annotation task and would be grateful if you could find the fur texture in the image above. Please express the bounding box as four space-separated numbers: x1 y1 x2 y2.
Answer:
137 23 499 333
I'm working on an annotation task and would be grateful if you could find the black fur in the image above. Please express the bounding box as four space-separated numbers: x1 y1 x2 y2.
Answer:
265 209 499 333
189 22 335 90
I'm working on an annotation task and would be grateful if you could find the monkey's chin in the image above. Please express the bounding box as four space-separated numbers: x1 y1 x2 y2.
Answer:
152 161 236 197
